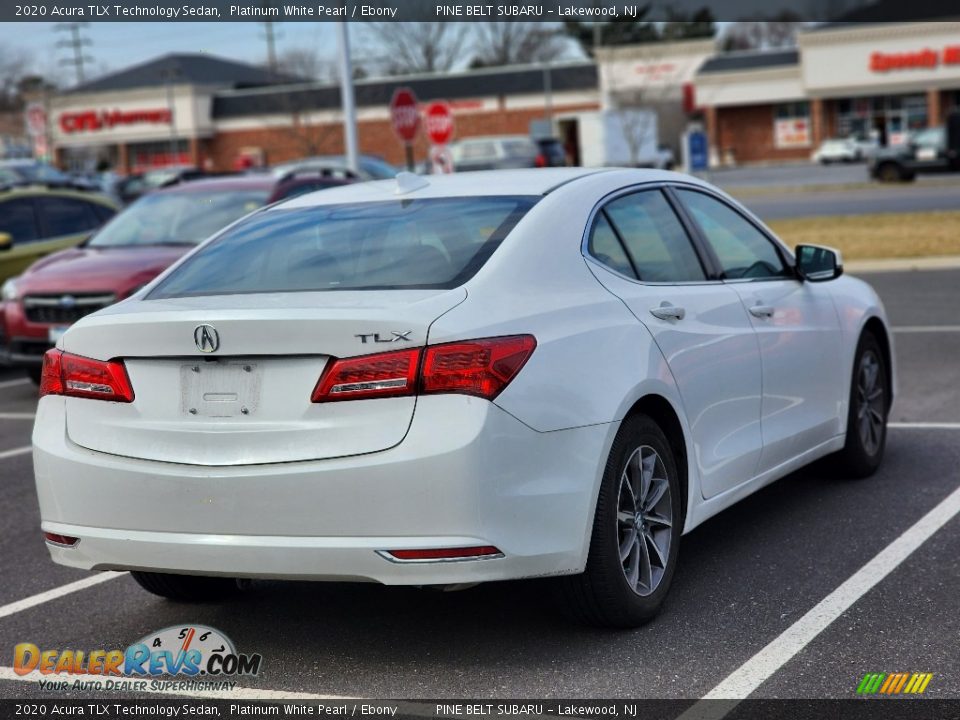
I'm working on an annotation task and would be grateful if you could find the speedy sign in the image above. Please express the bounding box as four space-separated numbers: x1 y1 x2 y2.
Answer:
424 101 454 146
389 88 420 144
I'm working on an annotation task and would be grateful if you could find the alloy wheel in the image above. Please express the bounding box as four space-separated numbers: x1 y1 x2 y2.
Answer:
856 349 885 456
616 445 673 597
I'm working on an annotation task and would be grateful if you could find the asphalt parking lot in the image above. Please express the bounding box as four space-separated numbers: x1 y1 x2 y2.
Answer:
0 267 958 704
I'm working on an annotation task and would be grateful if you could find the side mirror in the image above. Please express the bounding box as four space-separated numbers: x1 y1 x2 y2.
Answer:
796 244 843 282
0 232 12 251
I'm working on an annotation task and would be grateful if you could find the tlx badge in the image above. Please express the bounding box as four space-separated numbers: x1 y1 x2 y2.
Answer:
355 331 413 344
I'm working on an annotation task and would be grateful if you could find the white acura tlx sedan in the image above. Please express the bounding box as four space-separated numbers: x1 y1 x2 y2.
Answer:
32 168 893 627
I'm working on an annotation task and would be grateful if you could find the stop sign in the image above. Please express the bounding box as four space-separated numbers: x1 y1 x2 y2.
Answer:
390 88 420 144
424 102 454 146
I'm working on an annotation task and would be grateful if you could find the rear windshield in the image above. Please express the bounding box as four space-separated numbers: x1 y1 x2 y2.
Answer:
149 196 538 298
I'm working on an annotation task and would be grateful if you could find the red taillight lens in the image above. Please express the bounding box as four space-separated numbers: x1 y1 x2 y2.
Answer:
39 349 134 403
421 335 536 400
535 153 547 167
385 546 502 561
311 347 421 403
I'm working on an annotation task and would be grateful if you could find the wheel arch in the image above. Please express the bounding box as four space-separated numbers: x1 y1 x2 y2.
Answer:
623 394 690 527
862 315 894 411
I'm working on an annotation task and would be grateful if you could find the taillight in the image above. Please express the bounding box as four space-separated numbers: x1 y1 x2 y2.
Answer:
382 546 502 561
311 347 420 402
421 335 536 400
311 335 536 403
535 153 547 167
39 349 135 403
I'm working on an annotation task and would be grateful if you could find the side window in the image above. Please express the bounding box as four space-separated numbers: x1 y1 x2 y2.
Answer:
36 196 101 239
677 190 790 280
603 190 705 282
90 202 117 223
587 212 636 278
0 198 39 243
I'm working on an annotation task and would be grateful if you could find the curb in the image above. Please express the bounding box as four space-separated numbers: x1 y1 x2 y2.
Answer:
846 255 960 273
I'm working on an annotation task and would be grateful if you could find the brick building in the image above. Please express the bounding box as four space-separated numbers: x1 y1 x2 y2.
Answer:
45 52 599 174
694 21 960 166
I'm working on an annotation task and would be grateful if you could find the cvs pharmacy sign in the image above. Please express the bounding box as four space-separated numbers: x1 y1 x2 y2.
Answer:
60 108 172 134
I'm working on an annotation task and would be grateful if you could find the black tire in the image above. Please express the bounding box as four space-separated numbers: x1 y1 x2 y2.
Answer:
831 332 889 478
877 162 904 183
557 414 683 628
131 571 239 602
26 365 42 385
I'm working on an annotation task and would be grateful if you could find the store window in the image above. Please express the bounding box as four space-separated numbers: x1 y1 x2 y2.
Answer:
773 102 811 149
835 94 927 146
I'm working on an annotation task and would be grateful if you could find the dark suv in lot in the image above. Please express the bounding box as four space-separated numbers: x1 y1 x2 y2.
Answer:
870 112 960 182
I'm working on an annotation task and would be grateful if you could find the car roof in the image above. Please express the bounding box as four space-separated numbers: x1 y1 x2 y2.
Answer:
272 168 620 208
157 175 276 194
0 185 118 206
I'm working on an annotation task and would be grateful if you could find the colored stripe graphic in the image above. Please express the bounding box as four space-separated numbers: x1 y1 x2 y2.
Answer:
857 672 932 694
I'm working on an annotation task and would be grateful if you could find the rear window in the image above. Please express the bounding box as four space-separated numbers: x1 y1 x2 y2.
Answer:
149 196 538 298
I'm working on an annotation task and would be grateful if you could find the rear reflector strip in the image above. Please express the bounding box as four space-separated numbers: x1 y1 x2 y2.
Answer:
43 532 80 548
378 546 503 563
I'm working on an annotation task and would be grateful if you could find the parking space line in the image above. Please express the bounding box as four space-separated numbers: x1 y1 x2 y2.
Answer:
0 378 30 390
890 422 960 429
678 482 960 719
0 445 31 460
0 413 34 420
892 325 960 333
0 573 126 621
0 666 353 700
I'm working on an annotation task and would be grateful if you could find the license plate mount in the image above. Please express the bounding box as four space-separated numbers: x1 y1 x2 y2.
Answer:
180 360 262 418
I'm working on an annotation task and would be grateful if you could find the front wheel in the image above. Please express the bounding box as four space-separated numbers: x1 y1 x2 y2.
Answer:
557 414 682 628
831 332 889 478
131 571 239 602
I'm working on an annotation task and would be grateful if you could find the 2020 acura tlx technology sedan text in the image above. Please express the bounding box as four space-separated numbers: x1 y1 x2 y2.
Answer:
32 168 893 627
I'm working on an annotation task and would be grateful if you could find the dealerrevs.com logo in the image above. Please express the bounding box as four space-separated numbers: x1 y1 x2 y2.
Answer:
13 625 262 692
857 672 934 695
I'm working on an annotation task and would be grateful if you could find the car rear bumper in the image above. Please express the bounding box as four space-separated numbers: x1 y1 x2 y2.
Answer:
33 395 613 585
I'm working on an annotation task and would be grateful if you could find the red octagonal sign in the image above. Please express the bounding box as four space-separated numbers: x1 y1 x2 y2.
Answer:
390 87 420 144
424 101 454 146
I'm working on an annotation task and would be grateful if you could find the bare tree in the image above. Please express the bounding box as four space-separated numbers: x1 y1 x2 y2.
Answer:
360 22 469 75
723 14 805 51
276 47 335 82
0 47 31 111
470 22 565 68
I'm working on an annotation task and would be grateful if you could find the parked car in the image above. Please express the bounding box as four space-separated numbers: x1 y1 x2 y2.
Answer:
812 138 862 164
0 185 118 284
0 160 75 188
33 169 892 627
449 135 547 172
270 154 398 182
268 170 351 202
869 115 960 181
1 176 273 382
535 137 568 167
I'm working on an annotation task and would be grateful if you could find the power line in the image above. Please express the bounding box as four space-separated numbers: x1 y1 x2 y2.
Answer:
54 22 94 85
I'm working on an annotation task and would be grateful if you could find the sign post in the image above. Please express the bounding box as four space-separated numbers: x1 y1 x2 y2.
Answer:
424 101 455 174
390 87 420 171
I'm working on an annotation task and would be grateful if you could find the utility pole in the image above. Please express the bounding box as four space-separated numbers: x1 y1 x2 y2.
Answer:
336 23 359 174
160 64 181 167
261 21 279 74
55 22 93 86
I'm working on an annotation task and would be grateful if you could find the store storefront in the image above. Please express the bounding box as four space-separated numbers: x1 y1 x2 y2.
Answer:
694 21 960 166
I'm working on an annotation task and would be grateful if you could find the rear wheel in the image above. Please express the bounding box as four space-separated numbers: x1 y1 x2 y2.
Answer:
131 571 239 602
877 162 904 182
831 332 888 478
558 414 682 628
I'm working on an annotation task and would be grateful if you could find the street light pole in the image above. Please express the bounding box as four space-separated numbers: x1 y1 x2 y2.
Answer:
162 65 180 167
336 22 359 175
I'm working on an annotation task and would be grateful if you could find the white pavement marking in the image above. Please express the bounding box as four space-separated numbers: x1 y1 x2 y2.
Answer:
0 445 31 460
678 482 960 720
0 572 126 621
890 422 960 430
0 412 34 420
0 378 30 390
892 325 960 333
0 666 354 701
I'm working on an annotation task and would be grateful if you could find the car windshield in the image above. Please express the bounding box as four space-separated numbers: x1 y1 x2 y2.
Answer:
149 195 538 298
89 188 268 248
8 163 69 183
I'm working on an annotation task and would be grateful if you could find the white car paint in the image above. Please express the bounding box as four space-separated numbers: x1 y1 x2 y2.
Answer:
32 168 893 587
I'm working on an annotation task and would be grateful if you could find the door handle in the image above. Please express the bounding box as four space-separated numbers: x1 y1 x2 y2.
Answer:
749 305 775 319
649 303 685 321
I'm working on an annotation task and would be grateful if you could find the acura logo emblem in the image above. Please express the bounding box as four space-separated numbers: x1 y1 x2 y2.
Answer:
194 324 219 353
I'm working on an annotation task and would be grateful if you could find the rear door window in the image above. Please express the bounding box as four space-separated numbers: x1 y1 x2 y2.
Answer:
150 196 538 298
602 190 705 282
